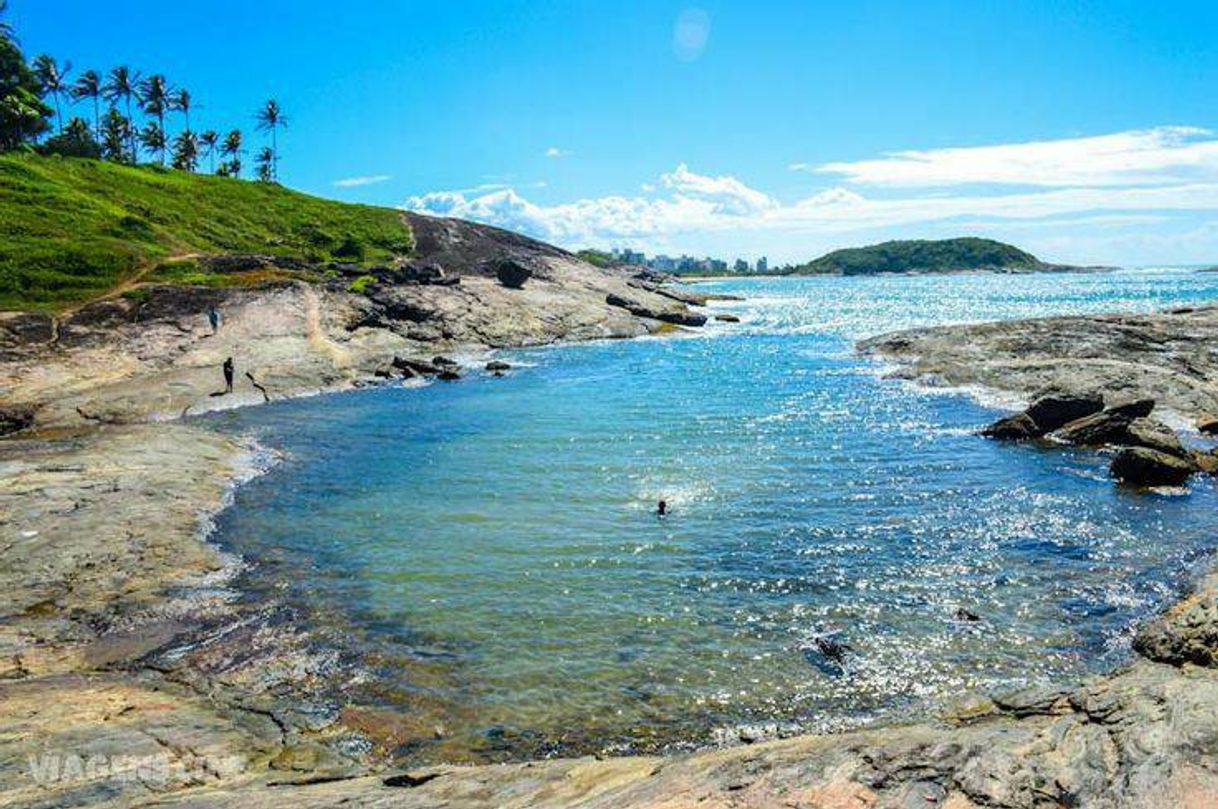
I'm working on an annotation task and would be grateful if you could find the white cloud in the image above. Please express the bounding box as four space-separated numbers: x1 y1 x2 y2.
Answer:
402 128 1218 264
333 174 392 188
545 147 572 159
661 162 777 215
807 126 1218 188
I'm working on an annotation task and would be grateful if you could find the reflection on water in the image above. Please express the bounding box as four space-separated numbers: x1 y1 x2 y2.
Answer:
208 269 1218 761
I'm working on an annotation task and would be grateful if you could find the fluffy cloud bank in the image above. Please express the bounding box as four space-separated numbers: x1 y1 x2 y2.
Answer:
402 128 1218 258
808 126 1218 188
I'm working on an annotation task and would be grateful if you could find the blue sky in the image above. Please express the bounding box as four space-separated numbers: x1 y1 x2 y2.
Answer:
13 1 1218 265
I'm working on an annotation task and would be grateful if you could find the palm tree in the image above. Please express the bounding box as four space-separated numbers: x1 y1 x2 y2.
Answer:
32 54 71 133
171 129 199 172
169 88 192 132
139 120 166 165
0 0 13 42
255 146 275 182
137 74 169 137
71 69 102 141
254 99 285 180
200 129 219 173
100 107 130 162
103 66 140 161
220 129 243 177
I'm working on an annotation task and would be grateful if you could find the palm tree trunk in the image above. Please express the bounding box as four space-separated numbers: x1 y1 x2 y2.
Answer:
53 92 62 133
125 96 135 162
92 97 100 142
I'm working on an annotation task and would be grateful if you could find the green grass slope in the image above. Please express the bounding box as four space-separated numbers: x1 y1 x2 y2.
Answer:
787 237 1047 276
0 154 414 311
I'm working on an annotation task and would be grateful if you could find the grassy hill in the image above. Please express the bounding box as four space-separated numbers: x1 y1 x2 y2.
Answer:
786 237 1048 276
0 154 414 311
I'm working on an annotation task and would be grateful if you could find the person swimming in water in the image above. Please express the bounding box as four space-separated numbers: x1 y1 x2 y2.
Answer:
657 499 668 517
222 357 234 393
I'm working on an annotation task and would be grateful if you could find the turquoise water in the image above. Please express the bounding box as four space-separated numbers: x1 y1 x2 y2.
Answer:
208 269 1218 761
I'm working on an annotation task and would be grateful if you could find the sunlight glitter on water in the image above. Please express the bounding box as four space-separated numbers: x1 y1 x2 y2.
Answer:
208 269 1218 761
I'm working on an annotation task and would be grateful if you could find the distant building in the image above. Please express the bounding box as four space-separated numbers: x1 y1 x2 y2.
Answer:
756 256 768 273
615 248 645 265
651 255 676 272
734 259 749 273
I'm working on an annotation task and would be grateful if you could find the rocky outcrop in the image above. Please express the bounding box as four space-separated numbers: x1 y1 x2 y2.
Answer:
1134 572 1218 666
981 411 1041 440
981 392 1102 439
981 391 1202 484
1124 417 1189 458
860 306 1218 417
1111 446 1196 486
605 294 708 327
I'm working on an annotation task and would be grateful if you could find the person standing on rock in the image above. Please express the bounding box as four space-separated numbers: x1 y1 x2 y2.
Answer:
208 306 221 334
222 357 234 393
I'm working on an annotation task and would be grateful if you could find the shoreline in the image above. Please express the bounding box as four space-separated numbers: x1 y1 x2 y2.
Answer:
6 289 1218 805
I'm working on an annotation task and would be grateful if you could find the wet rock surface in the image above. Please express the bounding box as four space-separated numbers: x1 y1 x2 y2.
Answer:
860 306 1218 417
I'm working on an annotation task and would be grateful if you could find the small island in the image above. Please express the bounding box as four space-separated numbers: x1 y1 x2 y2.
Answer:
784 237 1094 276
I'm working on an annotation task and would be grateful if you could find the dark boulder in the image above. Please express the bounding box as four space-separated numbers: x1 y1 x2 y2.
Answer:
606 293 639 310
715 314 741 323
432 356 459 368
392 357 444 375
981 412 1040 441
438 369 461 381
0 405 36 436
1106 398 1155 419
1197 412 1218 435
632 269 670 284
496 260 532 289
981 392 1103 441
407 262 445 283
1124 418 1188 459
0 313 55 347
1024 393 1104 433
813 635 851 663
391 261 459 286
1110 446 1196 486
655 310 708 327
1053 409 1135 446
485 360 511 372
605 293 707 327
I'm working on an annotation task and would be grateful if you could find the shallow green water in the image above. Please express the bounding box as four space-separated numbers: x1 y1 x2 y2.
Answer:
208 269 1218 761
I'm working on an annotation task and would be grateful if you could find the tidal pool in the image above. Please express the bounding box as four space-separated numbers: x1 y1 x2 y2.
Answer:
207 269 1218 761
